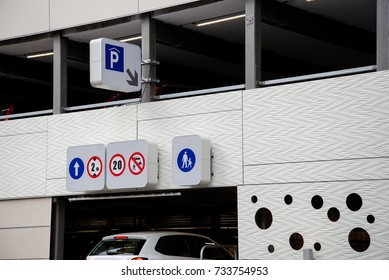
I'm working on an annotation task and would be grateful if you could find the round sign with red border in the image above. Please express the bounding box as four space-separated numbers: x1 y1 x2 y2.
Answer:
87 156 103 178
109 153 126 177
128 152 145 175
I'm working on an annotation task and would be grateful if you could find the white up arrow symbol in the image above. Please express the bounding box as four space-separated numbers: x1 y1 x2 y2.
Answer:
74 162 80 177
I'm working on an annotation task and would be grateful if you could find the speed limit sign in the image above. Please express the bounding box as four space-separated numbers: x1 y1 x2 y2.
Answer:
109 153 126 177
106 140 158 189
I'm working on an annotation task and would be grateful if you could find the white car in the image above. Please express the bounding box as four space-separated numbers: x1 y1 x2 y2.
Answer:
86 231 235 260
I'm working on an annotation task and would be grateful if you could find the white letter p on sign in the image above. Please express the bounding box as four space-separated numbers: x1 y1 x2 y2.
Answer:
110 51 119 68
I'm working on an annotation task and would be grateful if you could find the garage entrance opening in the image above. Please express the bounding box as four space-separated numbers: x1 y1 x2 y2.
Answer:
63 187 237 260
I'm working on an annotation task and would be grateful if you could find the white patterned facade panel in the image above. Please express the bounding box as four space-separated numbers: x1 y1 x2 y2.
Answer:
0 116 47 136
244 157 389 185
47 106 138 181
0 132 47 199
138 110 243 190
238 182 389 260
138 90 242 121
243 71 389 165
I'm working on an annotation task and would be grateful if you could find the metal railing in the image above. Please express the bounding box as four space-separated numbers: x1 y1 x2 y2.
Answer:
63 98 141 113
259 65 376 87
154 84 245 101
0 109 53 121
1 65 377 121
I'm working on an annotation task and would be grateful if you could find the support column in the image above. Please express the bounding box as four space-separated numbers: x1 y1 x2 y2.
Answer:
377 0 389 71
303 249 314 260
245 0 261 89
50 198 65 260
53 33 67 114
141 14 157 102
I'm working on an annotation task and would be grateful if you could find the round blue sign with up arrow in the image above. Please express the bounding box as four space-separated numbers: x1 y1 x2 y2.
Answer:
69 157 85 180
177 148 196 172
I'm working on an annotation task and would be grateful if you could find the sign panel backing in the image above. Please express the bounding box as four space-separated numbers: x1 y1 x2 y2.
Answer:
90 37 141 93
66 144 106 192
106 140 158 189
172 135 211 186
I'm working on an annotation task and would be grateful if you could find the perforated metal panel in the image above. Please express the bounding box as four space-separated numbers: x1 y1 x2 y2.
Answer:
238 182 389 260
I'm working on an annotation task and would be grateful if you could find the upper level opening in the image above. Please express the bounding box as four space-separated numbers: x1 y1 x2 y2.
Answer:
0 0 376 119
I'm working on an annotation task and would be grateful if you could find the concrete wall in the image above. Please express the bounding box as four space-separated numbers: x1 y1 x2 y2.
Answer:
0 0 199 40
0 0 50 40
0 198 52 260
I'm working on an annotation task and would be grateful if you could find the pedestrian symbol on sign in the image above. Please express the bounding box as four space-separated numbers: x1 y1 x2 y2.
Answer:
129 152 145 175
177 148 196 172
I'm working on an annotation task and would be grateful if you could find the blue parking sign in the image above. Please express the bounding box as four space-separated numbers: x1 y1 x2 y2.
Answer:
105 43 124 72
90 38 141 93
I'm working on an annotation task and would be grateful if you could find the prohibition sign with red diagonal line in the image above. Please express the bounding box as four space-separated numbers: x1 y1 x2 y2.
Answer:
129 152 145 175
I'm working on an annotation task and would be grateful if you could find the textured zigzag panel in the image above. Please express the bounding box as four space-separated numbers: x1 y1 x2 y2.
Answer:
47 106 137 181
238 182 389 260
0 116 47 136
0 132 47 199
243 70 389 165
138 91 243 190
138 90 242 121
139 110 243 190
245 157 389 184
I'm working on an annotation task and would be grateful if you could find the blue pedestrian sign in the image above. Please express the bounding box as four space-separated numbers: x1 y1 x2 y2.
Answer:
172 135 212 186
69 157 84 179
66 144 106 192
177 148 196 172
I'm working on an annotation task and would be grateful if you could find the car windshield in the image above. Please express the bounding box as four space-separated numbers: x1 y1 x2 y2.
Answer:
89 238 146 255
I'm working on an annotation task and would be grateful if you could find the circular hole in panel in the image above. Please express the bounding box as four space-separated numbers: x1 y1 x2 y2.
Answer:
255 208 273 230
367 215 375 224
314 242 321 251
251 195 258 204
268 245 275 253
311 195 324 209
346 193 363 211
327 207 340 222
284 195 293 205
289 232 304 250
348 227 370 252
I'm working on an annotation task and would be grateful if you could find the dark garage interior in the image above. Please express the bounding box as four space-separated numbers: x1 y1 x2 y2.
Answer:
62 187 237 259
